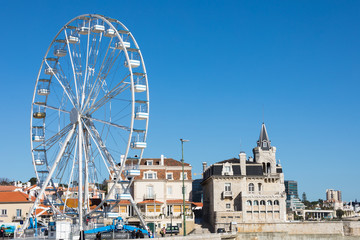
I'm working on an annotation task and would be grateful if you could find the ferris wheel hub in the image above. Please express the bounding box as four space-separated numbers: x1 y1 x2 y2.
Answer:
70 108 79 124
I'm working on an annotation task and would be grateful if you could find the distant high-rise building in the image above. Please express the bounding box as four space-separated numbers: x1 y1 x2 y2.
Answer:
325 189 343 210
326 189 342 202
284 180 304 212
284 180 298 200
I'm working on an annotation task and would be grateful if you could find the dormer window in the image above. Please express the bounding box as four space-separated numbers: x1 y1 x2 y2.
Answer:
263 141 267 148
222 163 233 176
144 171 157 179
166 173 173 180
146 160 153 165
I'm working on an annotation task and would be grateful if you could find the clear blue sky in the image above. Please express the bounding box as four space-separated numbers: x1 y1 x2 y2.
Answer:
0 0 359 202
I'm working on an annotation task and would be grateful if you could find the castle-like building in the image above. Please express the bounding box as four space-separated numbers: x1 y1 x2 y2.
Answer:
201 123 286 232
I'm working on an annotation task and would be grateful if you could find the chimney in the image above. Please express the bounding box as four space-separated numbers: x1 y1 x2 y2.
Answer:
202 162 207 172
160 154 164 165
239 152 246 175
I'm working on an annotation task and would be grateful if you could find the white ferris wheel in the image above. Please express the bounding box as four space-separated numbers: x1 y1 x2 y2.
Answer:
29 14 149 228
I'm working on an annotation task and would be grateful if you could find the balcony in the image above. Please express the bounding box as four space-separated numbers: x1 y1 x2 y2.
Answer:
143 193 156 200
13 216 23 221
222 191 233 199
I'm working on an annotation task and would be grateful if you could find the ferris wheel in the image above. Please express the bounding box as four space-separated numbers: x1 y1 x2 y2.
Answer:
29 14 149 228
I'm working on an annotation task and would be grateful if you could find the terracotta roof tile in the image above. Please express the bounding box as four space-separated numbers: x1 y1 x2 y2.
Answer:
166 199 192 204
0 191 33 203
138 200 163 204
0 186 19 192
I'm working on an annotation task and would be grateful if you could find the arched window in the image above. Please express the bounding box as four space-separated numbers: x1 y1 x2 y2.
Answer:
246 200 252 206
260 200 266 205
267 200 272 206
267 163 271 173
248 183 254 192
274 200 279 205
253 200 259 206
258 183 262 192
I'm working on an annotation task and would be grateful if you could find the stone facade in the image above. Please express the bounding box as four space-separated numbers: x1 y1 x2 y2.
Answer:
202 123 287 232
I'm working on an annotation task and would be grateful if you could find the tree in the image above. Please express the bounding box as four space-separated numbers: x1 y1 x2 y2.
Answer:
0 178 11 185
29 177 37 185
336 209 344 219
302 192 307 202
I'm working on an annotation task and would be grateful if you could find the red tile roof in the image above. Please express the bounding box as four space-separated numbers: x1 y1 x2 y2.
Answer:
0 186 19 192
192 202 203 207
138 200 163 204
166 199 192 204
0 191 33 203
108 200 131 205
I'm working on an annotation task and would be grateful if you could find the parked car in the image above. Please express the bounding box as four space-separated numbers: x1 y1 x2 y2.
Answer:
165 226 179 235
1 225 15 237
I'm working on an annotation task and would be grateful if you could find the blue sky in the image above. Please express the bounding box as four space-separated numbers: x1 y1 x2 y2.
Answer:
0 0 359 201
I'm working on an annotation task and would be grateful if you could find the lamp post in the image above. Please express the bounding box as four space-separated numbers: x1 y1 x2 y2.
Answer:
180 138 189 236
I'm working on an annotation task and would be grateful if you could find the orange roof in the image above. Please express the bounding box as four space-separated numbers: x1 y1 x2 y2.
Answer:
24 185 38 191
192 202 203 207
0 186 19 192
166 199 192 204
108 200 131 205
0 191 33 203
138 200 163 204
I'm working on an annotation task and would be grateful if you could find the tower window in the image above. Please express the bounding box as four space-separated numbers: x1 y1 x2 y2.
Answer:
248 183 254 192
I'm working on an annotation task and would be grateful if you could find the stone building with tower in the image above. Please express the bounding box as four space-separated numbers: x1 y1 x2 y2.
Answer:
201 123 287 232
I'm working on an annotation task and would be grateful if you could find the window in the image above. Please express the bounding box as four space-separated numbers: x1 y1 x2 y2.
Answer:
180 172 188 180
1 209 7 215
267 200 272 206
167 186 173 195
248 183 254 192
224 166 231 173
16 209 22 217
146 186 154 198
246 200 252 206
167 205 173 216
274 200 279 205
146 160 153 165
258 183 262 192
253 200 259 206
226 203 231 209
263 141 267 148
144 171 157 179
166 173 173 180
224 183 231 192
260 200 266 205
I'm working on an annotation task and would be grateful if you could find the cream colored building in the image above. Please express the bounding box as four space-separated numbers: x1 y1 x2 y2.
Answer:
0 191 34 223
202 123 286 232
107 156 194 234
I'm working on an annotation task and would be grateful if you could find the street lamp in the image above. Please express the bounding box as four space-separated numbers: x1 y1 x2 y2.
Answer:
180 138 189 236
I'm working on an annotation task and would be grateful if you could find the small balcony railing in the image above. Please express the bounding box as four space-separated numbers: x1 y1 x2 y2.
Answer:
222 191 233 198
143 193 155 200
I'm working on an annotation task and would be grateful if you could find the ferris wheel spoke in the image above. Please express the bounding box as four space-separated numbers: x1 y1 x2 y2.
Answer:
81 40 116 112
82 115 130 131
44 60 76 108
81 119 114 174
64 30 80 106
33 123 73 150
84 77 130 115
28 124 76 221
81 20 92 107
42 104 71 114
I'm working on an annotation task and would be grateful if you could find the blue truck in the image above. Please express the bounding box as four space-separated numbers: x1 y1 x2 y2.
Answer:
84 217 151 238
